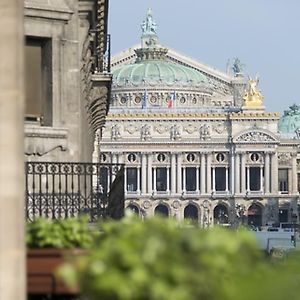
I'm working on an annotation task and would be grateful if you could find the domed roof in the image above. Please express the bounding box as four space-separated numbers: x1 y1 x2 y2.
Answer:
112 9 208 88
278 104 300 133
112 58 208 87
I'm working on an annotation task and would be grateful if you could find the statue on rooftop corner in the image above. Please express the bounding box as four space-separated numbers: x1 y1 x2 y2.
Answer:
243 77 264 107
232 58 244 76
141 8 157 35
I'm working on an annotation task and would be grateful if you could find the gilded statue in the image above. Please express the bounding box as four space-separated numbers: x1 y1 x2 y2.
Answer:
243 77 264 107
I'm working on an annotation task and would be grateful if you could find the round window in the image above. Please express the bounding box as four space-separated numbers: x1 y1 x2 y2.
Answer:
250 153 259 162
187 153 195 162
127 153 136 163
157 153 166 162
216 153 225 162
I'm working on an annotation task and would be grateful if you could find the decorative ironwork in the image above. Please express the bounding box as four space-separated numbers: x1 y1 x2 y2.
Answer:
25 162 124 222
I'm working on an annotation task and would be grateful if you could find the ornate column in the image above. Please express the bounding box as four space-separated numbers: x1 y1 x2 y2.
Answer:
141 153 147 194
206 153 212 194
124 166 127 195
264 152 270 194
235 152 240 194
182 167 186 192
166 167 170 193
200 153 206 194
177 153 182 194
225 167 229 193
271 152 278 194
241 153 246 194
246 167 250 192
260 166 263 192
230 151 235 194
147 153 153 194
171 153 176 194
137 167 141 194
292 153 298 194
153 167 157 194
196 166 200 193
212 167 216 192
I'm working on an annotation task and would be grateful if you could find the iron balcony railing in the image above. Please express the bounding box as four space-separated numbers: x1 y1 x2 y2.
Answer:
25 161 124 222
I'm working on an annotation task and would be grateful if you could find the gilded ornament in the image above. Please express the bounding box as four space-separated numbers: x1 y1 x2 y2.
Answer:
243 77 264 108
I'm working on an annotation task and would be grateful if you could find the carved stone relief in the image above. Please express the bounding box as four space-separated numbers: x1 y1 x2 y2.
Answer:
236 132 276 143
141 124 152 141
170 125 181 141
124 124 138 134
111 124 121 141
154 124 168 134
212 122 225 134
184 124 197 134
278 153 292 165
199 124 211 141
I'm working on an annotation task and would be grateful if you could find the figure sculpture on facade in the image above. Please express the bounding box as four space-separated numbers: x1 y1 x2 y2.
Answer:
170 125 181 141
243 77 264 107
111 124 121 141
141 124 151 141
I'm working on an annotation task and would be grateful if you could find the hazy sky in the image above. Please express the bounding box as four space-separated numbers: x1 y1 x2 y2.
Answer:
109 0 300 115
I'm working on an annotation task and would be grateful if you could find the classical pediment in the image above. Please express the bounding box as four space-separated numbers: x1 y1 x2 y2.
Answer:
233 130 279 144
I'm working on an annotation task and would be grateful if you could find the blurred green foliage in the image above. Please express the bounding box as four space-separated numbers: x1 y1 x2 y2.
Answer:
26 216 97 249
58 216 300 300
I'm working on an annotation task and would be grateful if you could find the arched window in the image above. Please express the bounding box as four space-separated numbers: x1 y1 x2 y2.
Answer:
154 204 169 217
184 204 198 222
127 204 139 215
213 204 229 224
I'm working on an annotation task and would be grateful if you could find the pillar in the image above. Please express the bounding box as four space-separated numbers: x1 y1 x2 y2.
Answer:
147 153 152 194
235 153 240 194
177 153 182 194
265 153 270 194
141 153 147 194
241 153 246 194
271 152 278 194
206 153 212 194
182 167 186 192
200 153 206 194
0 0 25 298
171 153 176 194
292 153 298 194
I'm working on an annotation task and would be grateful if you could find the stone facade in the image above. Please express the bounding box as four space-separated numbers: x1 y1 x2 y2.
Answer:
98 10 300 227
24 0 111 163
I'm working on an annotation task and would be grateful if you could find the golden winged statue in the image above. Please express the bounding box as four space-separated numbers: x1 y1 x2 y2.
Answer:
243 77 264 107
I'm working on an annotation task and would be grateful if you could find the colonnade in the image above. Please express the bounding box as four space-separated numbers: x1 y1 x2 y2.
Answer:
111 150 299 196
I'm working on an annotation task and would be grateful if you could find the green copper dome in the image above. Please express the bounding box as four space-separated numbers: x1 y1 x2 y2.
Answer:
278 104 300 133
112 58 208 87
112 9 208 88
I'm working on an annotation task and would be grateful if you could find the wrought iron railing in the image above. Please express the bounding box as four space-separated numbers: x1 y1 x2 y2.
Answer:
25 162 124 222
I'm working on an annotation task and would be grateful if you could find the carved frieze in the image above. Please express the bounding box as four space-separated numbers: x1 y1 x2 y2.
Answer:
184 124 197 134
278 153 292 165
124 124 138 134
236 131 277 143
212 122 225 134
154 124 169 134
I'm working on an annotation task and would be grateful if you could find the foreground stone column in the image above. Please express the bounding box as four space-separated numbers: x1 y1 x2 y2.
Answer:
0 1 25 299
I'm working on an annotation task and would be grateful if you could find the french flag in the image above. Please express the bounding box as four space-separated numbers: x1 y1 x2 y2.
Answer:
167 91 176 108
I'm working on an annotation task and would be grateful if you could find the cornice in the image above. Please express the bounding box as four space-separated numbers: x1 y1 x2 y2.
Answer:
107 111 279 120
